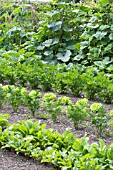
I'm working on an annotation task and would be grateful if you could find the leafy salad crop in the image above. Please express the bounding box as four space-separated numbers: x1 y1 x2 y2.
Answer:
0 115 113 169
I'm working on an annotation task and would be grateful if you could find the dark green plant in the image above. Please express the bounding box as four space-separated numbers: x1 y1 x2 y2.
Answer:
98 84 113 104
65 68 83 97
77 2 113 68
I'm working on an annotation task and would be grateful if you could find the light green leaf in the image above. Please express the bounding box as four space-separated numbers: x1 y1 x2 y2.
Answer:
37 45 45 50
47 21 62 32
109 33 113 40
44 50 52 56
93 32 107 40
56 50 71 62
43 39 53 47
62 26 72 32
99 25 110 31
80 41 89 50
73 54 85 61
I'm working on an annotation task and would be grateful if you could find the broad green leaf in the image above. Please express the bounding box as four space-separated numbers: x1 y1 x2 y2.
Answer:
57 2 67 8
89 16 98 22
80 6 89 12
13 8 21 15
111 25 113 30
93 32 107 40
98 0 110 7
46 10 59 17
52 38 59 45
73 54 85 61
80 41 89 50
87 23 99 29
37 45 45 50
104 44 112 52
56 50 71 62
44 50 52 56
6 27 21 37
43 38 59 47
47 21 62 32
43 39 53 47
99 25 110 31
62 26 72 32
109 33 113 40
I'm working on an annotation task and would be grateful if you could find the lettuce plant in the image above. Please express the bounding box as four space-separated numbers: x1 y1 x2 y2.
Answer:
90 103 109 137
42 93 61 123
6 86 23 112
67 98 89 129
25 90 41 117
57 96 72 105
1 118 113 169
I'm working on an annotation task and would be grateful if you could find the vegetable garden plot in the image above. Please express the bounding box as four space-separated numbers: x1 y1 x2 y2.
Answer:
0 0 113 169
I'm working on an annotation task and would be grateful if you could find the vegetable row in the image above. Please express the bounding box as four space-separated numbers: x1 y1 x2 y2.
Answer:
0 115 113 170
0 60 113 103
0 84 113 137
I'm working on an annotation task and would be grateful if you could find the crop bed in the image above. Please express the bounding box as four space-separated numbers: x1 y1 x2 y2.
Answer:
0 0 113 169
0 91 113 170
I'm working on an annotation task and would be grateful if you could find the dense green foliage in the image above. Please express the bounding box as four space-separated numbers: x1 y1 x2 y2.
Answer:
0 115 113 169
0 60 113 103
0 0 113 70
0 0 113 103
0 0 113 168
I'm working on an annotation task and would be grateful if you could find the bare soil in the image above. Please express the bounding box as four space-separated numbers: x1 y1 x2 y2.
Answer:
0 92 113 170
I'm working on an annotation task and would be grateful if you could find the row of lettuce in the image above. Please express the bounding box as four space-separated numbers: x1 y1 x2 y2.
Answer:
0 114 113 169
0 84 113 137
0 55 113 103
0 1 113 69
